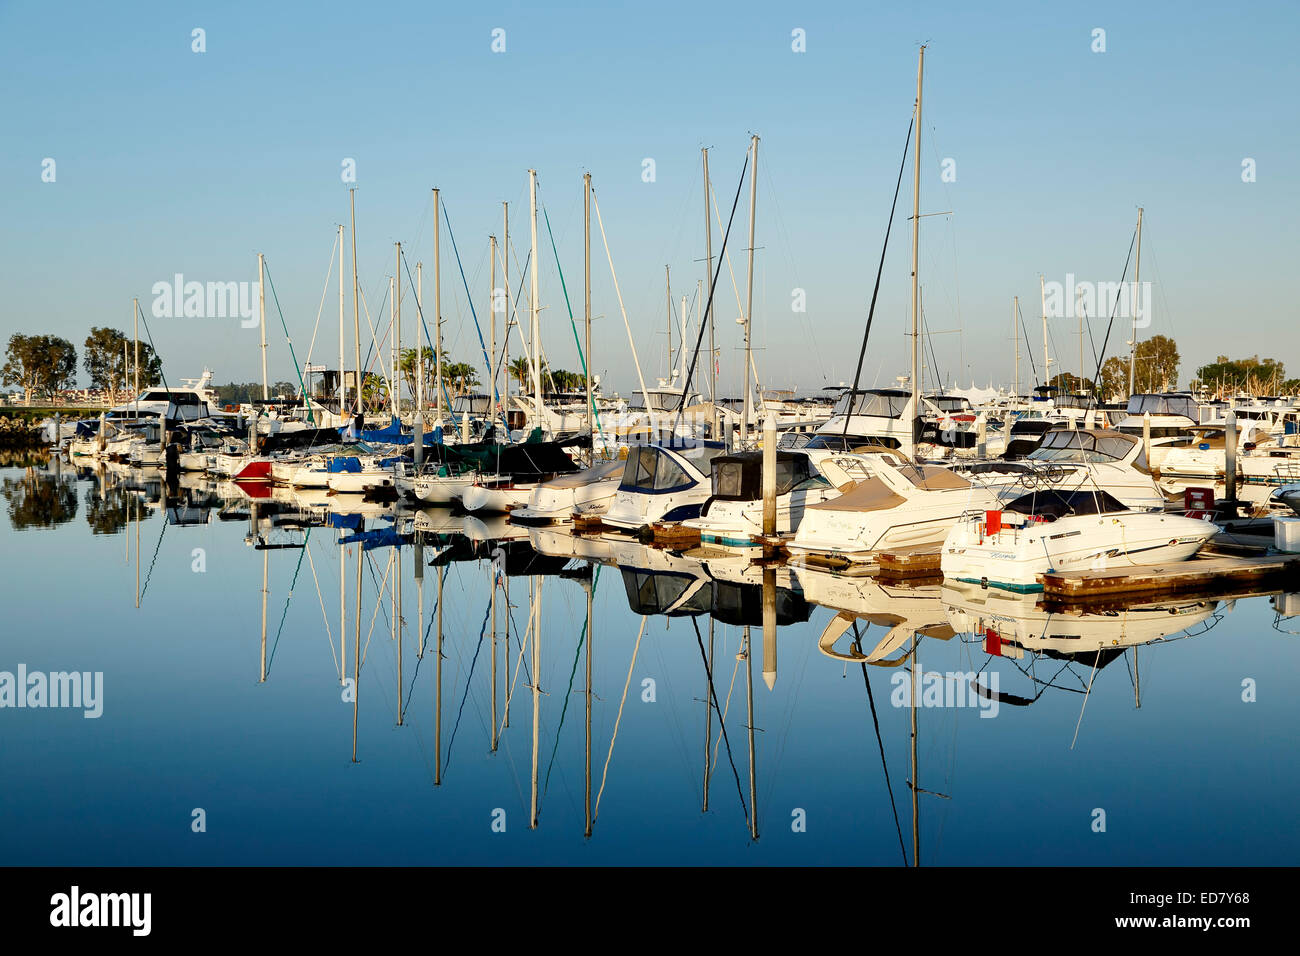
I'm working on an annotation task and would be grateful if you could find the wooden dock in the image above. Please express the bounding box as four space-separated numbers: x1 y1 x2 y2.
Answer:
877 546 943 580
1042 553 1300 603
572 514 606 535
649 523 701 549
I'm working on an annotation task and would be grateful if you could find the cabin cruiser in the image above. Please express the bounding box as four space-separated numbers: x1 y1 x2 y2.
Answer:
806 388 920 453
508 458 626 524
1115 393 1200 468
680 449 878 547
108 370 222 422
952 428 1165 512
940 488 1217 592
601 441 728 532
787 457 1001 563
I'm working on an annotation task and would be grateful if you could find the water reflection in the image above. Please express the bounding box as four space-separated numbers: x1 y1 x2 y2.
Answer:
2 462 1294 864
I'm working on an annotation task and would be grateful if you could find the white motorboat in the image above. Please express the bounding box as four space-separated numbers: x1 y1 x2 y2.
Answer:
412 470 476 505
601 442 728 532
940 488 1218 592
681 449 878 547
787 458 1000 563
954 427 1166 512
509 458 626 524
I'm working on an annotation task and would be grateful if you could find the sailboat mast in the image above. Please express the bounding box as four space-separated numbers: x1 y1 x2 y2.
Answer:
1128 206 1144 398
350 188 360 418
584 172 593 438
1040 274 1050 388
503 202 510 411
394 242 402 419
490 234 498 412
258 252 268 401
702 148 717 433
910 46 924 444
338 225 345 419
1012 295 1020 399
434 189 443 426
132 297 139 419
529 170 542 427
665 264 672 384
742 135 759 446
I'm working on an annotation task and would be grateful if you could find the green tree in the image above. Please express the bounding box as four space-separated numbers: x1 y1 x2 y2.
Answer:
1095 356 1129 402
442 361 480 395
83 327 162 394
508 357 531 390
1194 355 1286 397
1049 372 1093 394
2 334 78 404
1132 335 1179 393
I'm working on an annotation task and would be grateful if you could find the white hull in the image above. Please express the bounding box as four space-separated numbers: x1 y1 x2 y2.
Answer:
941 511 1217 591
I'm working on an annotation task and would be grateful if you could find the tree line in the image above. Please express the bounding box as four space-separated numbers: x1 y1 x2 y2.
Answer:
2 329 163 403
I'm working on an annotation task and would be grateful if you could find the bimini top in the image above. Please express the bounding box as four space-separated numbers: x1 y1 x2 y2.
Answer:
541 458 624 489
1002 488 1129 520
1026 428 1138 462
806 477 906 513
893 463 973 491
709 450 814 501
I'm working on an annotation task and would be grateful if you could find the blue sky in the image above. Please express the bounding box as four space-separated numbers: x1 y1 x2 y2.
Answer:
3 0 1297 396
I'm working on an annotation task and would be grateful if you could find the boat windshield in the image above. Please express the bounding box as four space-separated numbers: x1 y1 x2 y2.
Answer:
1003 489 1130 519
620 446 696 492
452 394 493 415
1126 394 1197 419
932 396 969 413
628 391 686 412
1026 429 1135 462
832 391 909 419
710 452 813 500
1055 393 1094 410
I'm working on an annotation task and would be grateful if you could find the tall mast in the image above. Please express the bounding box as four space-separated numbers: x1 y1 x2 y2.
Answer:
910 46 924 449
702 148 717 434
490 234 498 411
503 202 510 408
1040 274 1050 389
338 224 345 420
1012 295 1020 399
529 170 542 427
583 172 593 438
433 189 443 425
132 298 139 419
415 260 424 465
394 242 402 419
350 188 360 419
1128 206 1144 398
389 276 396 417
258 252 268 401
742 134 759 446
665 264 672 384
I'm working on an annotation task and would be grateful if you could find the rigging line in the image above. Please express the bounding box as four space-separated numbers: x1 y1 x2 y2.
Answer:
443 594 492 776
303 538 342 680
542 565 600 794
136 510 167 604
360 550 393 669
398 249 456 416
540 200 607 441
853 623 907 865
265 527 310 674
675 148 751 436
302 231 341 371
132 299 170 394
709 631 743 785
842 111 915 440
594 615 648 820
260 260 313 424
691 616 750 823
1017 299 1040 385
437 205 508 429
1089 226 1138 403
1070 646 1104 749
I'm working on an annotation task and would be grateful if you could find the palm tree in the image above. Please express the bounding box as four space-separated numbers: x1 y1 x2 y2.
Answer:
508 357 530 391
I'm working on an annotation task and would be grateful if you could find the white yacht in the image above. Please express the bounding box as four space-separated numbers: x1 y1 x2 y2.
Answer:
509 458 626 524
601 442 728 532
940 488 1217 592
787 457 1001 564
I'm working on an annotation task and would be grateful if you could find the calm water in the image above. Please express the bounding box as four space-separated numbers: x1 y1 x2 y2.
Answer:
2 458 1298 866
